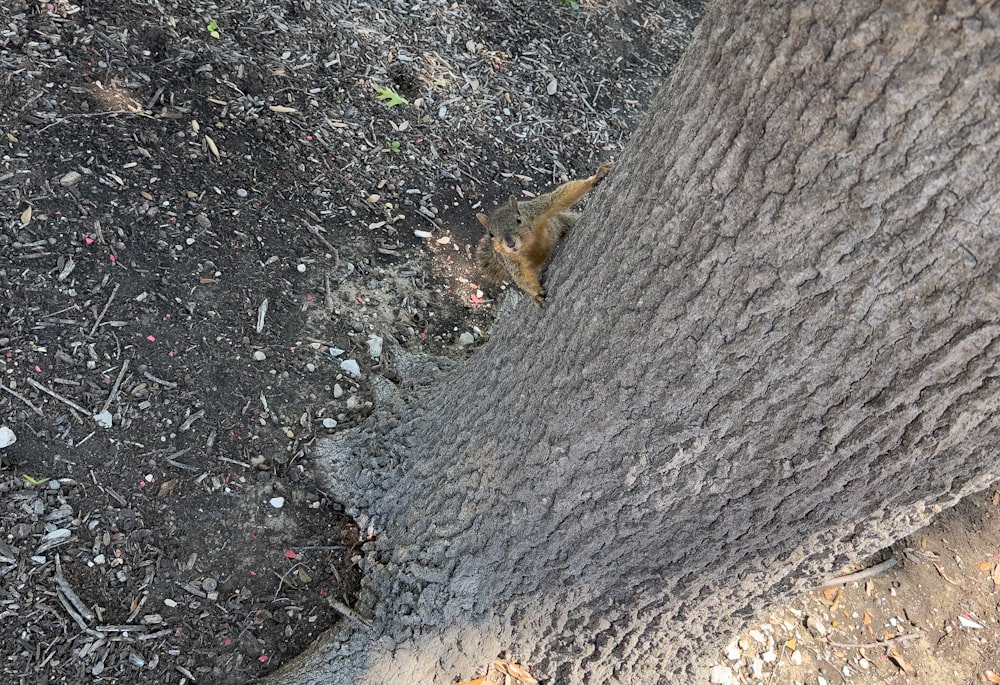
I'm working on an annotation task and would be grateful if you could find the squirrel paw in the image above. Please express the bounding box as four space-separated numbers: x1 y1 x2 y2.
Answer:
595 161 613 181
532 290 546 307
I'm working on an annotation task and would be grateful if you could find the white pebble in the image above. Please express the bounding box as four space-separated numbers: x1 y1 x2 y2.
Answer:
92 411 113 429
0 426 16 448
458 332 475 346
322 418 337 429
724 641 741 661
749 629 766 644
269 497 285 509
297 263 306 273
367 335 383 358
708 665 737 685
329 347 344 357
340 359 361 377
413 229 433 238
253 350 267 361
333 383 343 398
163 598 178 608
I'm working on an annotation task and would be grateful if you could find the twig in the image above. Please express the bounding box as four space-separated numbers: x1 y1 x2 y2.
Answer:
54 554 95 621
25 377 91 416
0 381 44 416
142 369 177 389
90 283 120 336
327 599 371 628
827 633 921 649
100 359 129 413
818 558 897 588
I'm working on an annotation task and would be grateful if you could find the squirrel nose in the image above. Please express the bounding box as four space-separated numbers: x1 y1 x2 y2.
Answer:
504 237 516 249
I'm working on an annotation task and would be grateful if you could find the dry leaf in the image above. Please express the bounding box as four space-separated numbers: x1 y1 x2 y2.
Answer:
823 587 838 602
887 648 917 676
984 670 1000 683
933 563 961 585
157 479 178 497
205 134 220 159
981 561 992 572
436 236 451 245
784 637 797 651
20 206 32 225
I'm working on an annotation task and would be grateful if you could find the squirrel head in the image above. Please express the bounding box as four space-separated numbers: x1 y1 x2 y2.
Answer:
476 197 525 254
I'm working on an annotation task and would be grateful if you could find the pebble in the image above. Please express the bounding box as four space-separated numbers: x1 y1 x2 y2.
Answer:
93 410 113 428
306 363 316 372
805 614 829 637
708 665 738 685
201 577 217 592
236 188 248 198
724 641 741 661
367 334 383 358
458 332 475 346
196 213 211 229
340 359 361 377
253 350 267 361
0 426 15 448
333 383 344 399
346 396 359 410
269 497 285 509
297 263 306 273
322 418 337 429
329 347 344 357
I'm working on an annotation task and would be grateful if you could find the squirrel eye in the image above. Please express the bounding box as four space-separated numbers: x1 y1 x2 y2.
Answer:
515 216 522 225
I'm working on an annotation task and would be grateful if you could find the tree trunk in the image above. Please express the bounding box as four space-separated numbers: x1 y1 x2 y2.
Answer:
269 1 1000 682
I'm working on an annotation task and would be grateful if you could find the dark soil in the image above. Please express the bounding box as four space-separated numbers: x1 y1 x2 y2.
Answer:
0 0 701 682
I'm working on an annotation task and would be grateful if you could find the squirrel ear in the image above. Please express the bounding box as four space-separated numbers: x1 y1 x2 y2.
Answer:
507 195 520 214
475 213 490 231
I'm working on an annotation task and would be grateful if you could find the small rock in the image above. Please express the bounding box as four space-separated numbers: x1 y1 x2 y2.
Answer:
269 497 285 509
806 614 829 637
340 359 361 377
201 577 217 592
367 334 383 358
749 629 766 645
60 170 82 186
253 350 267 361
306 363 316 372
346 396 359 410
762 649 776 663
749 656 763 679
93 410 113 428
458 332 475 346
0 426 16 448
790 649 803 665
724 641 741 662
322 418 337 429
196 213 211 229
236 188 248 198
329 348 345 357
818 677 828 685
708 665 737 685
333 383 344 399
297 263 306 273
163 598 177 608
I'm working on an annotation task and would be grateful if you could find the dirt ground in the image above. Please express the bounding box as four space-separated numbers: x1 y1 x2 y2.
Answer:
2 1 998 684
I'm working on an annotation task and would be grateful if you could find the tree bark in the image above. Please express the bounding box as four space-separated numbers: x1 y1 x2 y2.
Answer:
269 0 1000 682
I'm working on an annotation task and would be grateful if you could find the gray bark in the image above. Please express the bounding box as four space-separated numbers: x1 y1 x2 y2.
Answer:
268 0 1000 682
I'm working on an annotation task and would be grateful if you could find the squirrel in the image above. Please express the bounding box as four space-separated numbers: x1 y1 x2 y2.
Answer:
474 162 612 306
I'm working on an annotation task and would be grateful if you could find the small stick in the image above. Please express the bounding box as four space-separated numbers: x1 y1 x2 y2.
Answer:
54 554 95 621
142 369 177 389
327 599 371 628
100 359 129 414
90 283 120 336
827 633 921 649
256 298 268 333
819 558 898 588
26 378 91 416
0 381 44 416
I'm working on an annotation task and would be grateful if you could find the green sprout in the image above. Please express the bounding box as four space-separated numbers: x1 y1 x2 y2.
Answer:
375 86 407 108
207 20 220 39
560 0 580 8
390 141 401 153
22 474 51 485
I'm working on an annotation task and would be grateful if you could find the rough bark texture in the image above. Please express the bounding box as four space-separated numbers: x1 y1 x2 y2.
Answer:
269 1 1000 682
